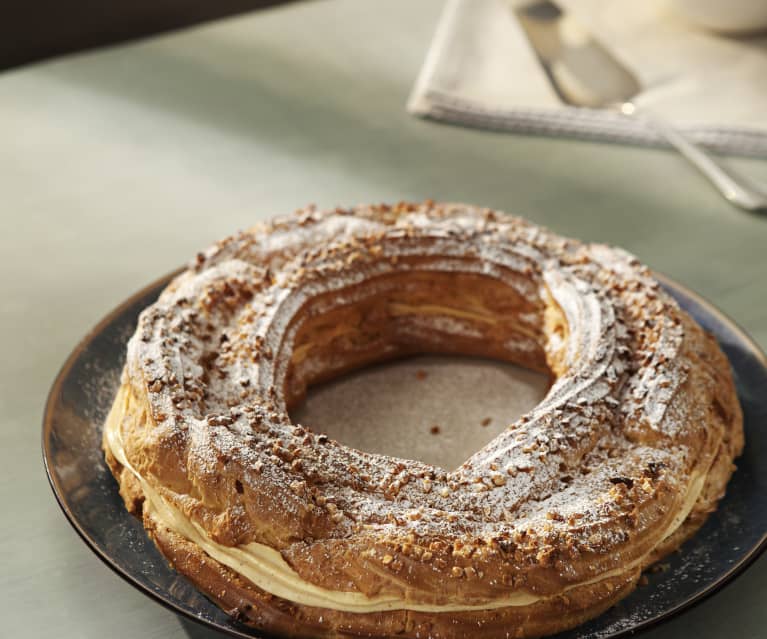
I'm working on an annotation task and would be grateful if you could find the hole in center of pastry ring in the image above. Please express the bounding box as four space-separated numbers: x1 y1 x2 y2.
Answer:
290 354 551 470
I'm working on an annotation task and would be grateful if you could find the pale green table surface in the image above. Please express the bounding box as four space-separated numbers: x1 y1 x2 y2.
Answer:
2 0 767 637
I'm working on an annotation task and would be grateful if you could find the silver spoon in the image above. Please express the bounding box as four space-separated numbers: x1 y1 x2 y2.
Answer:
511 0 767 212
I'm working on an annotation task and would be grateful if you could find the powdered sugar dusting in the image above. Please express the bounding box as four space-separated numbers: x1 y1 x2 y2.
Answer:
112 201 735 606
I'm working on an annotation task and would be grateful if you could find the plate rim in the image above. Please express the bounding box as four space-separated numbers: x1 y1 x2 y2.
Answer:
42 268 767 639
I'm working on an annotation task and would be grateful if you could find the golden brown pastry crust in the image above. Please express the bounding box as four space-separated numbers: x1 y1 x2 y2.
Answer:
103 202 743 638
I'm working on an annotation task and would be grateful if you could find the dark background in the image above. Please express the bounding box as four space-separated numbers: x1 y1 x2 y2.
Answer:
0 0 295 70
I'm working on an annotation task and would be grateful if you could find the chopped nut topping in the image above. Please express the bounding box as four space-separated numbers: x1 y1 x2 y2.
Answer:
116 200 734 625
491 473 506 487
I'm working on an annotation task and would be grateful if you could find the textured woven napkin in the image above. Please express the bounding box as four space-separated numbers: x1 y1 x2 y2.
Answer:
408 0 767 157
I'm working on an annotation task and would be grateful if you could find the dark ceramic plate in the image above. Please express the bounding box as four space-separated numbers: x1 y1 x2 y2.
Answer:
43 272 767 639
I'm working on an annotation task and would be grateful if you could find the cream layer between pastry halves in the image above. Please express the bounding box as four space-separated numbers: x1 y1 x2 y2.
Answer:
104 384 707 613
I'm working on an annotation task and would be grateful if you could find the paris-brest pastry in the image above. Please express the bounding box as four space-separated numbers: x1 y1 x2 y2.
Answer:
104 202 743 638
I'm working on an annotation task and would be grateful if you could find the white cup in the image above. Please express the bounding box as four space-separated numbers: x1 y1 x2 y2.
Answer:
667 0 767 34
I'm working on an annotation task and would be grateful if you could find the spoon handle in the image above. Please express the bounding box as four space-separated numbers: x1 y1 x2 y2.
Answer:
634 107 767 212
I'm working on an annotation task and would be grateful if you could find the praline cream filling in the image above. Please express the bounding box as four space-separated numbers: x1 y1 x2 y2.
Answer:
105 385 709 613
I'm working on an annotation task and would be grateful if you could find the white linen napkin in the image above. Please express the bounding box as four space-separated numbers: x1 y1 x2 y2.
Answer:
408 0 767 157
